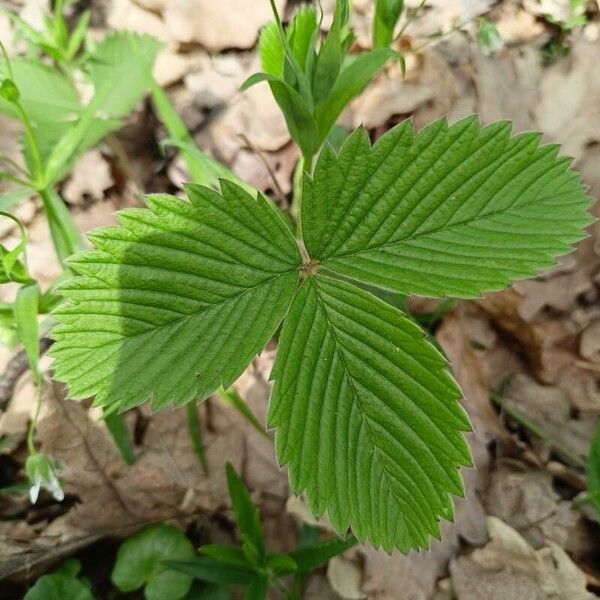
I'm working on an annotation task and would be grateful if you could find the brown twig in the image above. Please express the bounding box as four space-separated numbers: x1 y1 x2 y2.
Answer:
0 338 53 410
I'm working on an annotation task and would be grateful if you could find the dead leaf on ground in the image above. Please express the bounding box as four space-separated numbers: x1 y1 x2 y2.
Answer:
406 0 495 38
351 70 436 129
484 463 594 555
451 517 595 600
500 374 596 465
37 385 189 535
160 0 286 52
328 555 365 599
474 46 542 131
536 36 600 163
62 150 113 205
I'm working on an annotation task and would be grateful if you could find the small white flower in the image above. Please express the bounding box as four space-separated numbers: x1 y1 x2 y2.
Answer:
25 453 64 504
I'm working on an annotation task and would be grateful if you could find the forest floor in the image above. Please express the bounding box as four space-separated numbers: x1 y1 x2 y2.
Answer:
1 0 600 598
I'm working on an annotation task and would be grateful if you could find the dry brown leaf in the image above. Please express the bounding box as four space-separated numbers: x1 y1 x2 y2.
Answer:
404 51 463 128
536 36 600 162
304 574 344 600
484 464 592 554
500 374 596 464
524 0 584 22
108 0 170 41
184 53 251 110
351 72 436 129
328 556 365 600
406 0 494 38
580 319 600 360
474 46 542 131
37 385 189 535
162 0 286 52
495 5 547 45
62 150 113 205
206 81 290 163
437 309 507 445
452 517 595 600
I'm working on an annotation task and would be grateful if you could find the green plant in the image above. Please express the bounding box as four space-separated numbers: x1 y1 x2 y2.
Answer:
51 112 592 552
243 0 397 171
0 7 159 490
166 464 356 599
25 559 93 600
586 421 600 518
373 0 405 49
111 524 197 600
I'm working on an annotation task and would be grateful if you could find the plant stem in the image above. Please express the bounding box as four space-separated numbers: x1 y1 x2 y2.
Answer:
186 402 208 475
26 383 43 455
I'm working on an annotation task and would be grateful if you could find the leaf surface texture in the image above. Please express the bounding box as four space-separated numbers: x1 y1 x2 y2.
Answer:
51 182 300 410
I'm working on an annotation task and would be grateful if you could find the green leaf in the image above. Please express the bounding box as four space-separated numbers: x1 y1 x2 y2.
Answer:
188 583 233 600
51 182 301 411
289 535 357 573
302 118 593 297
44 32 160 184
103 408 136 465
111 524 196 600
314 48 396 139
263 553 297 576
241 73 319 160
166 557 255 586
24 574 93 600
269 275 472 552
373 0 404 48
226 463 266 563
244 576 268 600
200 544 251 568
288 8 318 72
259 21 284 77
313 1 345 105
87 32 161 121
151 79 253 194
586 421 600 519
0 57 80 127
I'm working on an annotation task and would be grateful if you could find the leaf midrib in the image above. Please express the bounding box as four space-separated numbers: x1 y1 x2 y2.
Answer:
311 277 432 543
70 269 298 353
322 165 576 263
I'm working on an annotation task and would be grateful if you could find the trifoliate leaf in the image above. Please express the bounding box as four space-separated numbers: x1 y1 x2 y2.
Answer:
51 181 301 411
269 275 471 552
302 117 593 298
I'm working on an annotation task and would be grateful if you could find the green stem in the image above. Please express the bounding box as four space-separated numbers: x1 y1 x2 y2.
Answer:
186 402 208 475
14 104 44 187
217 387 268 438
39 187 83 265
26 384 43 455
104 409 136 465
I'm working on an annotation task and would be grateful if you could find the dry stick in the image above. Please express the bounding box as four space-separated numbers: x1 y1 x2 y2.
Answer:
0 337 52 410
